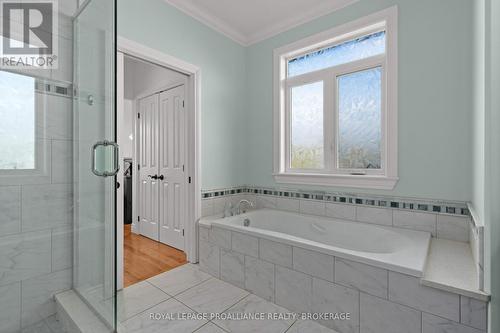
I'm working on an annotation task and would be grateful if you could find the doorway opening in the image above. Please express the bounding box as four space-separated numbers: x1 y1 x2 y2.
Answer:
117 39 201 289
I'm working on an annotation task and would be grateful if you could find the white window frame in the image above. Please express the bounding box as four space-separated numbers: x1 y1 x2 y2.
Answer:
0 73 51 185
273 6 398 190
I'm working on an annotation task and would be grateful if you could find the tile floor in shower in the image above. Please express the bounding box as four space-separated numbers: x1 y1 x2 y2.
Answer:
115 263 337 333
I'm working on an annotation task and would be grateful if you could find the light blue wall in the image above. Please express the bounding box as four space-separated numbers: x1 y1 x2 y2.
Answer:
119 0 476 201
118 0 247 190
245 0 474 201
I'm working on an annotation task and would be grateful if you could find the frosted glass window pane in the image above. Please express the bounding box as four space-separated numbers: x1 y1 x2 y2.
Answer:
338 67 382 169
0 71 35 170
288 31 385 77
290 81 324 169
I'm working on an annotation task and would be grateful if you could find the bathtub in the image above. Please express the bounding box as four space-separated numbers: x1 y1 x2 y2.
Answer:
208 208 431 277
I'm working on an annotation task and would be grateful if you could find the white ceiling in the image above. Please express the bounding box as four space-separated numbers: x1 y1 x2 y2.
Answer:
165 0 359 46
124 56 186 99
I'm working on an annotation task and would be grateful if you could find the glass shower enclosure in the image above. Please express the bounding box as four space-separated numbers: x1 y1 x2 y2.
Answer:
0 0 116 330
73 0 117 330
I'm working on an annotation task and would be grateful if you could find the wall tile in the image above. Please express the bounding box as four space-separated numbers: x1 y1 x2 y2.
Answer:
312 278 359 333
259 238 292 268
0 186 21 236
356 206 392 226
335 258 388 299
393 210 436 236
469 223 480 271
244 256 274 302
0 282 21 333
51 225 73 271
0 230 51 286
209 227 231 249
51 140 73 184
275 198 300 212
360 293 421 333
231 231 259 257
21 184 73 232
256 195 277 209
220 249 244 289
388 272 459 321
199 225 209 242
228 194 250 210
21 269 72 327
460 296 487 330
201 200 214 217
437 215 470 242
325 203 356 220
275 266 312 313
422 312 483 333
199 240 220 278
51 36 73 83
293 247 334 282
299 200 326 216
37 95 72 140
57 11 75 40
212 197 227 215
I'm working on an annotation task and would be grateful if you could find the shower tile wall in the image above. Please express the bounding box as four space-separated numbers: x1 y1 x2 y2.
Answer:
0 3 76 332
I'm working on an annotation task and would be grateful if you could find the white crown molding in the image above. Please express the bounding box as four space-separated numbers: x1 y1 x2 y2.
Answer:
246 0 359 45
164 0 248 45
164 0 359 46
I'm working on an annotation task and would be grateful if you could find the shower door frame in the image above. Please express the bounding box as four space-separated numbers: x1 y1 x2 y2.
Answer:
72 0 118 330
117 36 201 288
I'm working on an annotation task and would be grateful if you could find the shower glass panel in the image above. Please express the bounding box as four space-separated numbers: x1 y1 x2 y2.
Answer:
73 0 117 330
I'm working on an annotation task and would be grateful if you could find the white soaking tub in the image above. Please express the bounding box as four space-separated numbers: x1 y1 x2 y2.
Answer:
210 209 431 276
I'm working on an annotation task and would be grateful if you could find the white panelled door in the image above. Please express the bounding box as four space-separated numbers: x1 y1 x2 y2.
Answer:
137 85 186 250
138 94 160 241
159 86 186 250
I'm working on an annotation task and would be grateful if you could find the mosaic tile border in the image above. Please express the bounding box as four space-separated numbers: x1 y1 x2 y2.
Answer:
35 81 73 97
201 186 470 216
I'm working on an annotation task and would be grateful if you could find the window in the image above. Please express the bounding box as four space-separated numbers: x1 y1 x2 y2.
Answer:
273 7 398 189
0 70 50 184
0 71 36 170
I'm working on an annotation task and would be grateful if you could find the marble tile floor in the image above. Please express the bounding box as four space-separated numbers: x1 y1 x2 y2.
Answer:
20 314 65 333
117 263 339 333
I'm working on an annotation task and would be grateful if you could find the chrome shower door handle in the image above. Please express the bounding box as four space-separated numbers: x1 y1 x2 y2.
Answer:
91 140 120 177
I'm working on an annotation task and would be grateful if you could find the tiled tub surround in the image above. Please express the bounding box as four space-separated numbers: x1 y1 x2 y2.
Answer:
201 186 471 217
198 209 489 333
201 188 474 244
201 186 484 289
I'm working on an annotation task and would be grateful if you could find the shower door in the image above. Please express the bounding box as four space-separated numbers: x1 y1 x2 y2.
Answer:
73 0 117 330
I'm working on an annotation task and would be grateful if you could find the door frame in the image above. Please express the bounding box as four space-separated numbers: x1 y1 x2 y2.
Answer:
117 37 201 287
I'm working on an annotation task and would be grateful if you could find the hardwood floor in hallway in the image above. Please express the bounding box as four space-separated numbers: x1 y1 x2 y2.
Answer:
124 224 187 287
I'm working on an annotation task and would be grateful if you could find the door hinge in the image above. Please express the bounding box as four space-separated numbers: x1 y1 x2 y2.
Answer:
182 165 185 172
188 176 192 184
137 216 140 222
182 100 185 108
182 229 185 236
137 113 140 119
138 165 140 170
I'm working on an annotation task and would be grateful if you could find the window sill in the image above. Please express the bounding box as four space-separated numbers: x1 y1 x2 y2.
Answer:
273 172 398 190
